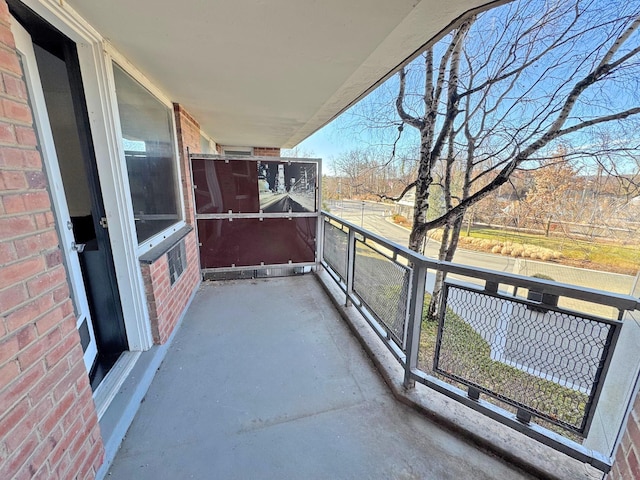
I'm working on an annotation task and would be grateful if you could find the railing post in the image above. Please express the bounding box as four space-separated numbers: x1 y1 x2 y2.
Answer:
404 260 427 389
345 228 356 307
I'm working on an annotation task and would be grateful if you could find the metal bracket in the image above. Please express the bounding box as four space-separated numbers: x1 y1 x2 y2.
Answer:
485 281 498 293
99 217 108 229
516 408 532 424
468 387 481 401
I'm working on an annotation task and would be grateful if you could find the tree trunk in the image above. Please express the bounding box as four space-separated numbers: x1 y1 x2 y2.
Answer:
408 129 434 252
426 212 465 320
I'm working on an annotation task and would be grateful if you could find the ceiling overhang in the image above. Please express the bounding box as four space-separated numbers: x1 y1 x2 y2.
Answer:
66 0 499 148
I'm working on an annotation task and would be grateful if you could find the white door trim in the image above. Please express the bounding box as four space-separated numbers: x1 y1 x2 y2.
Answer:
11 17 99 372
16 0 153 350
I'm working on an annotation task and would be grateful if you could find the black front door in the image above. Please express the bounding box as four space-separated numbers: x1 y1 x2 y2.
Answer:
10 1 128 387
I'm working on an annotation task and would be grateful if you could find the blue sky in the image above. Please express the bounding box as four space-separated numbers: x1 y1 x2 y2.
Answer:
291 80 416 174
294 122 349 173
289 0 640 178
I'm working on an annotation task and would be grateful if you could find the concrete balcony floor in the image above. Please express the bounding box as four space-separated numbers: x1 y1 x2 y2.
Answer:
107 275 535 480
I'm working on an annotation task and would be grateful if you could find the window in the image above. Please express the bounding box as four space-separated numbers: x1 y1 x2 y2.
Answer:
112 63 182 244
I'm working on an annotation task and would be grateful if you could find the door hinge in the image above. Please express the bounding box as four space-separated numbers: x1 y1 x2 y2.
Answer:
99 217 108 229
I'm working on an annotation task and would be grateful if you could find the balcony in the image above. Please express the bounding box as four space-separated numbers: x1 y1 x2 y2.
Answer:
106 212 639 479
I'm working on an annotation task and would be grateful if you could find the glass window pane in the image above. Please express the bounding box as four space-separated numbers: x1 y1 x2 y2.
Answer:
113 63 181 243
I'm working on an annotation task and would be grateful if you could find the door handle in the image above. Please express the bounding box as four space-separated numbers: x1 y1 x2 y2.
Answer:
71 242 85 253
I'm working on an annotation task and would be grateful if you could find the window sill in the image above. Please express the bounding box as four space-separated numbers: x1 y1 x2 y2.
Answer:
139 225 192 264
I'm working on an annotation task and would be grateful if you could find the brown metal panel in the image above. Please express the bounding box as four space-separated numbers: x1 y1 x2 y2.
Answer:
192 158 317 214
198 217 317 268
192 158 260 213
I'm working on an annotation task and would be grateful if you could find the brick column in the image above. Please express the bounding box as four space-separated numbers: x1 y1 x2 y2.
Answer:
140 104 203 345
608 393 640 479
253 147 281 157
173 104 200 226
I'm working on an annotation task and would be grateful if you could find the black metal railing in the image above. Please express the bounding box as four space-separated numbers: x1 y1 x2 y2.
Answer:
353 238 411 348
433 283 619 435
319 211 639 472
322 221 348 282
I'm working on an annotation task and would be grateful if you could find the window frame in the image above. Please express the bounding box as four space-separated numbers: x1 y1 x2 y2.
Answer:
106 46 186 255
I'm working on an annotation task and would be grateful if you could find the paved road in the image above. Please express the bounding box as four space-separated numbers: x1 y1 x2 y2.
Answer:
261 193 309 212
328 200 515 273
326 199 636 298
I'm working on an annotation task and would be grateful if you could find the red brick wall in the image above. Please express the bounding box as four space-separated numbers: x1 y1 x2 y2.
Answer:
0 6 103 479
174 104 199 226
140 234 200 344
253 147 280 157
141 104 202 345
217 146 281 156
608 392 640 479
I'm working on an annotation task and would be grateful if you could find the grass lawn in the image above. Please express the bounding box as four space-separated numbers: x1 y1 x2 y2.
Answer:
462 227 640 275
418 295 588 438
333 222 604 440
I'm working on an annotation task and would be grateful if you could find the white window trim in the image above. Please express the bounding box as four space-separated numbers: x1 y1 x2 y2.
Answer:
17 0 154 351
105 45 187 256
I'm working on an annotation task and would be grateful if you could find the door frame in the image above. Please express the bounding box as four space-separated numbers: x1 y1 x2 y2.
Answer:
12 17 101 372
12 0 154 351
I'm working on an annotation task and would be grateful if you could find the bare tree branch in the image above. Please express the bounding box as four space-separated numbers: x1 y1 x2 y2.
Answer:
556 107 640 136
376 181 417 202
342 0 640 265
396 69 424 129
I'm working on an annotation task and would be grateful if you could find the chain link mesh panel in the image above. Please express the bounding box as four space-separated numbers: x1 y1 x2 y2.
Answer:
353 239 410 348
434 284 618 435
322 222 348 281
513 259 629 319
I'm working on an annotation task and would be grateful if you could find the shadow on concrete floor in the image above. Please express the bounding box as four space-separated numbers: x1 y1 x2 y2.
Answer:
107 275 535 480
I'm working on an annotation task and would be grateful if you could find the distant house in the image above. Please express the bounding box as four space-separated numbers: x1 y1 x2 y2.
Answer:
395 186 416 218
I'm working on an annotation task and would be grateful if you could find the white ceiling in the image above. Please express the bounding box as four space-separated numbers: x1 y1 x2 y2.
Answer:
66 0 496 148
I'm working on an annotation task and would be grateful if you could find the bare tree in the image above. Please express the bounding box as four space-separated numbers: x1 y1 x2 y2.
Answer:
332 148 417 200
343 0 640 317
521 151 577 236
401 1 640 241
